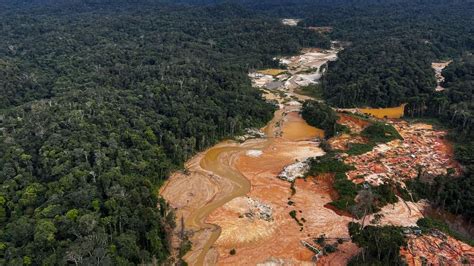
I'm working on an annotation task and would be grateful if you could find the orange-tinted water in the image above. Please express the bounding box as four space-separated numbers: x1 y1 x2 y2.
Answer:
359 103 407 119
282 112 325 140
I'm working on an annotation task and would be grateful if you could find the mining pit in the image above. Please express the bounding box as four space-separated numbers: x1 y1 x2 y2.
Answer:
160 44 472 265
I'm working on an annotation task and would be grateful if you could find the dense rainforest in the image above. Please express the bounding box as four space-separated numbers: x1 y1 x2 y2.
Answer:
212 0 474 134
0 2 328 264
226 0 474 262
301 100 339 138
236 0 474 222
0 0 473 264
298 0 473 134
408 55 474 221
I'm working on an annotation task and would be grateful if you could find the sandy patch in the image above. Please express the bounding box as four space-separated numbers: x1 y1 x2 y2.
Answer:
246 150 263 158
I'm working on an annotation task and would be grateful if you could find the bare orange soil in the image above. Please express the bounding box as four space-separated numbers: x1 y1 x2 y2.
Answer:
208 136 354 265
160 106 352 265
401 234 474 265
328 133 367 151
328 114 370 150
160 47 472 265
317 242 361 265
337 113 370 133
344 120 461 185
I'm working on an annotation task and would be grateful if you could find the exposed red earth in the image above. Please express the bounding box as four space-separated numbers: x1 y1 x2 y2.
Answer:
160 47 472 265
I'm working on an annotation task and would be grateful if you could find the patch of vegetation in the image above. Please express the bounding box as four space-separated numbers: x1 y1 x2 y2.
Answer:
361 122 403 143
315 234 326 245
323 244 337 254
306 154 355 176
306 154 360 213
396 183 414 202
346 142 376 156
345 122 402 156
373 183 398 207
417 218 474 246
296 84 324 99
289 210 303 226
370 213 384 225
330 173 359 211
335 124 351 135
289 210 297 218
301 100 339 137
350 183 399 218
179 239 192 258
178 238 192 265
348 222 406 265
290 181 296 196
407 158 474 221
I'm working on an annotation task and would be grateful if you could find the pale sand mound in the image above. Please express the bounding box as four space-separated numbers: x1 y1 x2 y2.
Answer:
210 196 276 247
277 140 325 161
246 149 263 158
366 198 426 227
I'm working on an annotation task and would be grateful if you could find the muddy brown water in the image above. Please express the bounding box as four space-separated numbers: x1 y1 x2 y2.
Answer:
183 110 324 265
167 47 338 265
186 145 252 266
282 112 325 140
359 104 407 119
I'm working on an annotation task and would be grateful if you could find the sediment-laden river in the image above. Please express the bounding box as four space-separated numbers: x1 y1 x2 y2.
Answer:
160 47 340 265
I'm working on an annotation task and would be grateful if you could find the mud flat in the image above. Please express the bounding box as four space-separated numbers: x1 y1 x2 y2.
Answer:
161 112 331 265
160 44 470 265
161 46 346 265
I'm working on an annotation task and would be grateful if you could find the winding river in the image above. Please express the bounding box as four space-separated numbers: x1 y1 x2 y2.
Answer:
160 47 339 265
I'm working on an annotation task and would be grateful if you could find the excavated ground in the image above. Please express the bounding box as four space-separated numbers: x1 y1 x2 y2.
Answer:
160 46 472 265
207 134 355 265
343 120 461 185
401 234 474 265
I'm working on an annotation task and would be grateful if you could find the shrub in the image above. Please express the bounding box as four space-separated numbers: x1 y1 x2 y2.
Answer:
361 122 402 143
